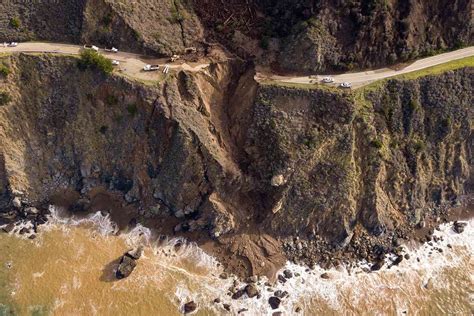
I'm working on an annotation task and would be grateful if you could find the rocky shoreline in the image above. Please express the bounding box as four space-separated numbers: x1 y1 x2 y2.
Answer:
1 193 472 313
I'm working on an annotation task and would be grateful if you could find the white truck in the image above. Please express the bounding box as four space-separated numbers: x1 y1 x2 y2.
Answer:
104 47 118 53
322 76 335 83
143 64 160 71
111 60 120 66
83 44 99 51
3 42 18 47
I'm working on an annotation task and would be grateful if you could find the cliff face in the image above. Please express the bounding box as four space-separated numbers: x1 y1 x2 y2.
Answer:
0 54 472 274
0 0 471 71
195 0 473 72
246 69 473 243
0 0 204 56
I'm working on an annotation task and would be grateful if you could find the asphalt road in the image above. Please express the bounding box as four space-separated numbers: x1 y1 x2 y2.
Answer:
261 46 474 88
1 42 473 87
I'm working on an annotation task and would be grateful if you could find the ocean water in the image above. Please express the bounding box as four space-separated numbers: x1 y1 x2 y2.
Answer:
0 207 472 315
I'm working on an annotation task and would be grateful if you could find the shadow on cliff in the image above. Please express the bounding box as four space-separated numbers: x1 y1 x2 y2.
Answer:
99 257 121 282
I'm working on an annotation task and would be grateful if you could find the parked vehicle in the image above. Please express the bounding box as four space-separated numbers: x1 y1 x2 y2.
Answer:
170 54 180 62
143 64 160 71
340 82 352 88
111 60 120 66
104 47 118 53
322 76 335 83
83 44 99 51
4 42 18 47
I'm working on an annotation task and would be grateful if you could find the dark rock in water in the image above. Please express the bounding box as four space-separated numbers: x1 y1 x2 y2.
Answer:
219 272 228 279
183 301 197 314
232 289 245 300
283 269 293 278
213 298 220 303
19 227 29 235
453 221 467 234
28 234 36 240
246 275 258 283
274 290 285 298
238 308 248 314
126 247 143 260
268 296 281 309
223 304 231 311
277 274 286 283
245 283 259 298
1 223 14 233
320 272 330 279
392 255 403 266
404 254 410 260
272 312 283 316
295 306 302 313
371 259 384 271
115 255 137 279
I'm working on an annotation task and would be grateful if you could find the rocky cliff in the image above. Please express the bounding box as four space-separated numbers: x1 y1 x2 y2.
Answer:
1 0 471 71
0 0 204 56
0 53 472 276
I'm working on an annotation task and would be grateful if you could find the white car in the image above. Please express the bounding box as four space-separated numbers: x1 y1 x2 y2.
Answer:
111 60 120 66
105 47 118 53
84 44 99 51
340 82 352 88
143 64 160 71
322 76 335 83
4 42 18 47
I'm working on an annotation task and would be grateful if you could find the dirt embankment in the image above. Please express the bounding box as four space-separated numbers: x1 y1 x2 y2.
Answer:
0 54 472 279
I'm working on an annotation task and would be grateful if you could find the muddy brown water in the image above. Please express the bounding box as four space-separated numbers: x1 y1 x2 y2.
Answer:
0 210 472 315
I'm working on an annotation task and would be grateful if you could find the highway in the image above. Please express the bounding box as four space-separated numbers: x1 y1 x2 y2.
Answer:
1 42 473 87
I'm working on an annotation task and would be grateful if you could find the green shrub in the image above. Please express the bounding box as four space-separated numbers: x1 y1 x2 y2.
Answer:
408 99 420 112
169 7 184 24
411 139 426 153
77 50 113 75
9 17 20 29
105 94 118 106
127 103 138 116
0 91 11 106
370 139 383 149
102 13 113 26
0 65 10 77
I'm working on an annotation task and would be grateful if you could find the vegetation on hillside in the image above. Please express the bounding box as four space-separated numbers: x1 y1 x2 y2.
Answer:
77 50 113 75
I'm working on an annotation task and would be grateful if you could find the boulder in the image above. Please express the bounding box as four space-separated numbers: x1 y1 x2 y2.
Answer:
245 283 259 298
232 289 245 300
115 255 137 279
283 269 293 278
183 301 197 314
320 272 330 279
271 175 285 187
268 296 281 309
371 259 384 271
126 247 143 260
453 221 467 234
24 207 39 215
12 197 22 209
